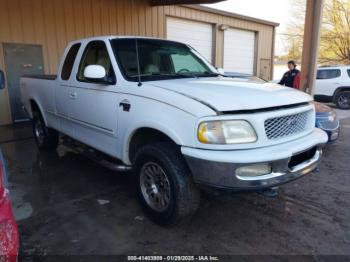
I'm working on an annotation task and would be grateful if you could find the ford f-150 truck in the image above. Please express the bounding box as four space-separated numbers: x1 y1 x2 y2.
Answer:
21 36 328 225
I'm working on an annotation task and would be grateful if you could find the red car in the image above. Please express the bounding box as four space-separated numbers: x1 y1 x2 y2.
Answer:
0 149 19 262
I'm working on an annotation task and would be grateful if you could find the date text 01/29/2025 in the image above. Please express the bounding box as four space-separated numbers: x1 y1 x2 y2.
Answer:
127 255 220 261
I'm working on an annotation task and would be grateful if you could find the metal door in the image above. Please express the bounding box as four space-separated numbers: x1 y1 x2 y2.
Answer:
259 59 272 81
167 17 213 63
3 43 44 122
223 28 256 75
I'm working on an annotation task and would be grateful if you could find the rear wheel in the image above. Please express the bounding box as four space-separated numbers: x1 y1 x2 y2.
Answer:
134 143 200 225
33 111 59 151
335 91 350 109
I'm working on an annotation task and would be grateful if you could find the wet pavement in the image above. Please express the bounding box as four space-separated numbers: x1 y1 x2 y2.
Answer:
1 111 350 260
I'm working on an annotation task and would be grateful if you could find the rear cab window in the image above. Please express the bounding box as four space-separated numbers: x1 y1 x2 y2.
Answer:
316 69 341 80
347 69 350 78
61 43 81 80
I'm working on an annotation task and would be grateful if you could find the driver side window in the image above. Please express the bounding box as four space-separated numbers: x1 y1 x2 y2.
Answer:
77 41 116 84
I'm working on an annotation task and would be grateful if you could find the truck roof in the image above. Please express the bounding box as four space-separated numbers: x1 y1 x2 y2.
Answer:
318 65 350 69
69 35 176 45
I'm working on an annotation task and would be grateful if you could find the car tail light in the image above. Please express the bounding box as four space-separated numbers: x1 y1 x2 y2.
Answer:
0 152 19 262
0 160 4 198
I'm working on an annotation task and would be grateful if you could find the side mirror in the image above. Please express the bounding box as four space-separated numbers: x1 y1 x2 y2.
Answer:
216 68 225 75
0 70 5 90
83 65 106 82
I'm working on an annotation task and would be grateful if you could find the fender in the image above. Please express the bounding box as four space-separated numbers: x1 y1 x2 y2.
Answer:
333 86 350 98
29 98 48 126
122 121 185 164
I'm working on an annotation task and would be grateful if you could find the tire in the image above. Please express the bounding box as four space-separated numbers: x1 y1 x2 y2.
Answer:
134 142 200 225
32 111 59 151
335 90 350 109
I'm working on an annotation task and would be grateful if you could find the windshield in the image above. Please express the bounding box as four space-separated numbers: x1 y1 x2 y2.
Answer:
111 38 218 82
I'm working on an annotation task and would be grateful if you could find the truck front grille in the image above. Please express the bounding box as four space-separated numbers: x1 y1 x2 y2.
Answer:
265 110 312 140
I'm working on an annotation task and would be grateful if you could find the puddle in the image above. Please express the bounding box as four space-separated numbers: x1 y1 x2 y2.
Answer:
9 182 33 221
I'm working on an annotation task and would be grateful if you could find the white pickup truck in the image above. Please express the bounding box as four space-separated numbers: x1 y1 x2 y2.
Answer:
21 36 328 224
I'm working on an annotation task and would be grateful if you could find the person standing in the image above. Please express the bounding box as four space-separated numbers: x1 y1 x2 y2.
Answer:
278 60 301 89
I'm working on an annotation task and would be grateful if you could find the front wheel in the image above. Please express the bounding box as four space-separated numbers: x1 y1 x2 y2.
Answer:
33 111 59 151
134 143 200 225
335 91 350 109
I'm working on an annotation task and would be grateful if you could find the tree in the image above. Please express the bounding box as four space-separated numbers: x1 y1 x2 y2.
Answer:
278 0 305 62
281 0 350 65
319 0 350 64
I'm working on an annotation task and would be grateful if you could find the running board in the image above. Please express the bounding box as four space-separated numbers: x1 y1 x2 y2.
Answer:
61 136 132 172
99 159 132 172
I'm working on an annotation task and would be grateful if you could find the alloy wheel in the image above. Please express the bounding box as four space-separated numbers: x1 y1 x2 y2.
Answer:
140 162 171 212
338 94 350 108
34 119 45 146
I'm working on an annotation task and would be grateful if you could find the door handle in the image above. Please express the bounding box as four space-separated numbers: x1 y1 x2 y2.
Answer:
119 99 131 112
69 92 77 99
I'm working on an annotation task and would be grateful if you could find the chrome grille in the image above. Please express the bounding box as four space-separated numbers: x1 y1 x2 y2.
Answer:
265 111 311 140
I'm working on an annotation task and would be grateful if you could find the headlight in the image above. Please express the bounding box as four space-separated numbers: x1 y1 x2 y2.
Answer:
198 120 257 144
328 111 337 122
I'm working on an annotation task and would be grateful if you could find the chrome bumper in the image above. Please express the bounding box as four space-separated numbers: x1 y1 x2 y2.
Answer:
182 129 328 190
184 148 322 190
236 149 321 181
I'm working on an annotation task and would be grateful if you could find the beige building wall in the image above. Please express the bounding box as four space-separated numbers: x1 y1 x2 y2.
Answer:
0 0 276 125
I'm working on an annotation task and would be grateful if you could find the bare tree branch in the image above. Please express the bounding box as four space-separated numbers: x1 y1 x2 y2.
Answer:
281 0 350 64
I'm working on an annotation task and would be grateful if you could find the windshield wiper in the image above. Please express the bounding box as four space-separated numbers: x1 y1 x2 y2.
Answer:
173 72 198 78
148 72 197 78
201 71 227 77
129 72 197 80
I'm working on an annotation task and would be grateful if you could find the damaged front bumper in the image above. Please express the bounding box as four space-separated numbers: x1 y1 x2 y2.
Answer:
182 128 328 190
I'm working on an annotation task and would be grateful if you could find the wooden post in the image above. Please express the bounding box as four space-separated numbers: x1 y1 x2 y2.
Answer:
300 0 325 95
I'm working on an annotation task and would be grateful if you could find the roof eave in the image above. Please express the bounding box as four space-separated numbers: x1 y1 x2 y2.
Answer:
150 0 223 6
182 5 280 27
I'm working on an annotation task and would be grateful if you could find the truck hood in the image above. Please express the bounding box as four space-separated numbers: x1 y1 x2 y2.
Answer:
148 77 312 112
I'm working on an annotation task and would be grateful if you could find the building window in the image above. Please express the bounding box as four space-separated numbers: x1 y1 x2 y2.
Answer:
316 69 341 79
61 43 81 80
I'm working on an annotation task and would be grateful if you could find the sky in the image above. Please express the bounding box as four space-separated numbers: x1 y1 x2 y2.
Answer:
204 0 296 55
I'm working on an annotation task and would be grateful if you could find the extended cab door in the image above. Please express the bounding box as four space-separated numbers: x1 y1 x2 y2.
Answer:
69 40 119 156
55 43 81 136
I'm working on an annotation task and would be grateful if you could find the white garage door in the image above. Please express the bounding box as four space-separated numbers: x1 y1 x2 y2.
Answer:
224 28 256 75
167 17 213 63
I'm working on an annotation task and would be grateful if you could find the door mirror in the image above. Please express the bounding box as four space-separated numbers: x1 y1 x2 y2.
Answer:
0 70 5 90
216 68 225 75
83 65 106 82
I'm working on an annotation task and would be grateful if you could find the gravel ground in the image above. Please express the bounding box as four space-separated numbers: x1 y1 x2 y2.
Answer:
1 109 349 262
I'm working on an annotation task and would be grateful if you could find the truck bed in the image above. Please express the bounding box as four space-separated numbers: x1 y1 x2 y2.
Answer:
20 74 57 122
